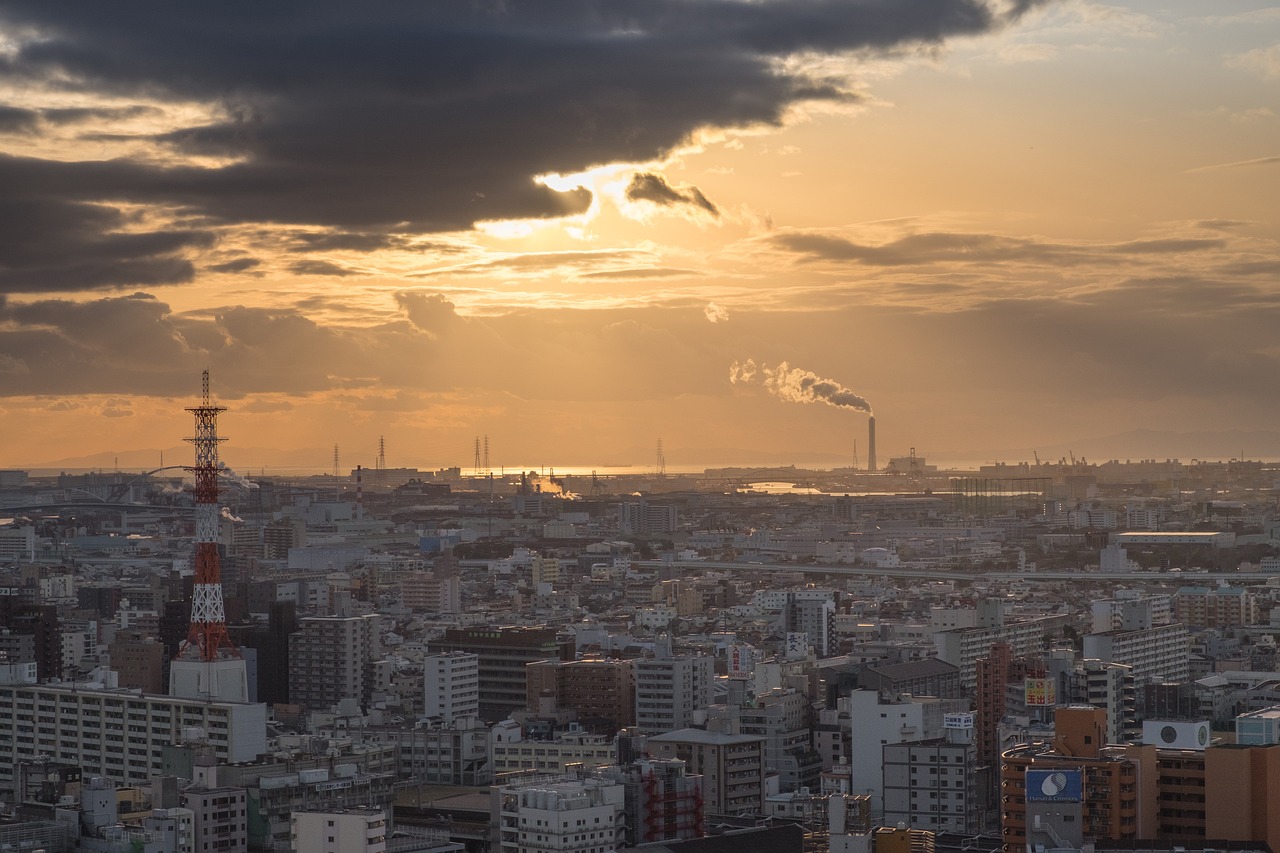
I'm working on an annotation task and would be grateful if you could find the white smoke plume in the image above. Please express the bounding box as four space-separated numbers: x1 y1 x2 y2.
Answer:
704 302 728 323
220 507 243 523
729 359 872 414
217 464 259 490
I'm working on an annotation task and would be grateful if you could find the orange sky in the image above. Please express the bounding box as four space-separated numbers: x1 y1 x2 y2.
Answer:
1 2 1278 471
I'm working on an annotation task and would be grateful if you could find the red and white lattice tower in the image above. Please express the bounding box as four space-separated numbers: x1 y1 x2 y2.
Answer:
179 370 239 662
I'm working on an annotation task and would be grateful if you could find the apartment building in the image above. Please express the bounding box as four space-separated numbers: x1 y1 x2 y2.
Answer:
647 729 766 816
423 652 480 724
0 682 266 792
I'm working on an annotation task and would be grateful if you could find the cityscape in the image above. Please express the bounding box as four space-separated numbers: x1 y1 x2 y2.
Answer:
2 3 1280 853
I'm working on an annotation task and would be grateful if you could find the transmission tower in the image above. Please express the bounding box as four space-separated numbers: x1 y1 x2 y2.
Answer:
332 444 340 477
473 436 481 475
179 370 237 663
656 438 666 479
483 434 490 474
377 435 386 470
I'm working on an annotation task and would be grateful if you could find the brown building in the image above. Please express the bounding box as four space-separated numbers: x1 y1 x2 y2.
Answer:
526 656 635 734
977 642 1044 767
1002 706 1280 853
108 630 166 693
431 626 574 722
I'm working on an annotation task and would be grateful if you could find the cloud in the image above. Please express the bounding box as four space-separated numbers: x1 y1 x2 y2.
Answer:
705 302 729 323
1186 155 1280 173
207 258 261 273
768 229 1225 268
1227 43 1280 80
288 259 356 277
0 0 1035 246
0 184 215 293
0 105 39 134
626 172 720 218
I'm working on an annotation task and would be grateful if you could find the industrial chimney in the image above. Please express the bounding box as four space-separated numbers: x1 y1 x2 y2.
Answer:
867 416 877 473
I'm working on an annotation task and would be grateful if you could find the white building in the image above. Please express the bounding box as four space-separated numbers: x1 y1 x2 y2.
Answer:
634 636 714 735
1083 623 1190 687
495 777 626 853
292 807 388 853
423 652 480 724
847 690 949 815
0 682 267 792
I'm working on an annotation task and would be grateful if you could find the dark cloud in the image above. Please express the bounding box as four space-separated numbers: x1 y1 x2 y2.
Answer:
0 192 214 293
770 230 1226 267
0 0 1031 241
41 105 160 125
626 172 720 217
288 259 356 277
207 258 261 273
288 232 403 253
0 105 39 134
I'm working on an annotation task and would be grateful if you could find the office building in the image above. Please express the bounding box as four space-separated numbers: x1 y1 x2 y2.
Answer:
634 635 714 735
525 657 635 734
423 652 480 724
647 729 766 816
431 627 574 722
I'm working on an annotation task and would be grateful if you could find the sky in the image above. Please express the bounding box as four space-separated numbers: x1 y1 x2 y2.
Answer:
0 1 1278 472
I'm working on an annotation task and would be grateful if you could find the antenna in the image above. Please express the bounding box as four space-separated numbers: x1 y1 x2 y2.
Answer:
179 370 238 662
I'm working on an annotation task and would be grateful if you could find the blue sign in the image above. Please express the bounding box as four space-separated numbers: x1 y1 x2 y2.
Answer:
1025 769 1082 803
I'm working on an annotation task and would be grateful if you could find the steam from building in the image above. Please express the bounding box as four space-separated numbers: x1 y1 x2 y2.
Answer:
729 359 872 415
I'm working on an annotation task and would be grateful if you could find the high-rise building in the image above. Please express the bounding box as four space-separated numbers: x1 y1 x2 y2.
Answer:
634 636 714 735
525 657 635 733
1001 706 1280 853
647 729 766 817
783 592 836 657
431 627 573 722
423 651 480 724
288 614 387 712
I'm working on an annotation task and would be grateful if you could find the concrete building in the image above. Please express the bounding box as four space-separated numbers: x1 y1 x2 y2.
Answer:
613 758 704 846
291 806 388 853
647 728 766 816
430 626 574 722
1083 623 1190 686
525 657 635 734
423 651 480 724
491 730 617 776
1174 585 1258 628
1001 705 1280 853
0 681 267 792
934 611 1072 691
847 690 953 815
634 635 714 735
289 614 388 713
883 731 980 834
494 775 626 853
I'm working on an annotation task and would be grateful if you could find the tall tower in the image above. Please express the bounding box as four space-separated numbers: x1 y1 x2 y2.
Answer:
867 415 877 473
169 370 249 703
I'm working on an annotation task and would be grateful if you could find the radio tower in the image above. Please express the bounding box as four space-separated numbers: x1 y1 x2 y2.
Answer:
169 370 247 702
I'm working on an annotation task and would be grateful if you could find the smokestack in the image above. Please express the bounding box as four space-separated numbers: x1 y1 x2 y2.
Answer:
867 416 877 473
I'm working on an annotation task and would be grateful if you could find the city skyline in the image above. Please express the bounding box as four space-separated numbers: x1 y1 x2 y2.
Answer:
1 1 1278 469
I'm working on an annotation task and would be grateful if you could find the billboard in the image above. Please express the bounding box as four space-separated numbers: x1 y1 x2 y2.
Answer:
944 713 975 730
1025 677 1057 707
1025 768 1083 803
